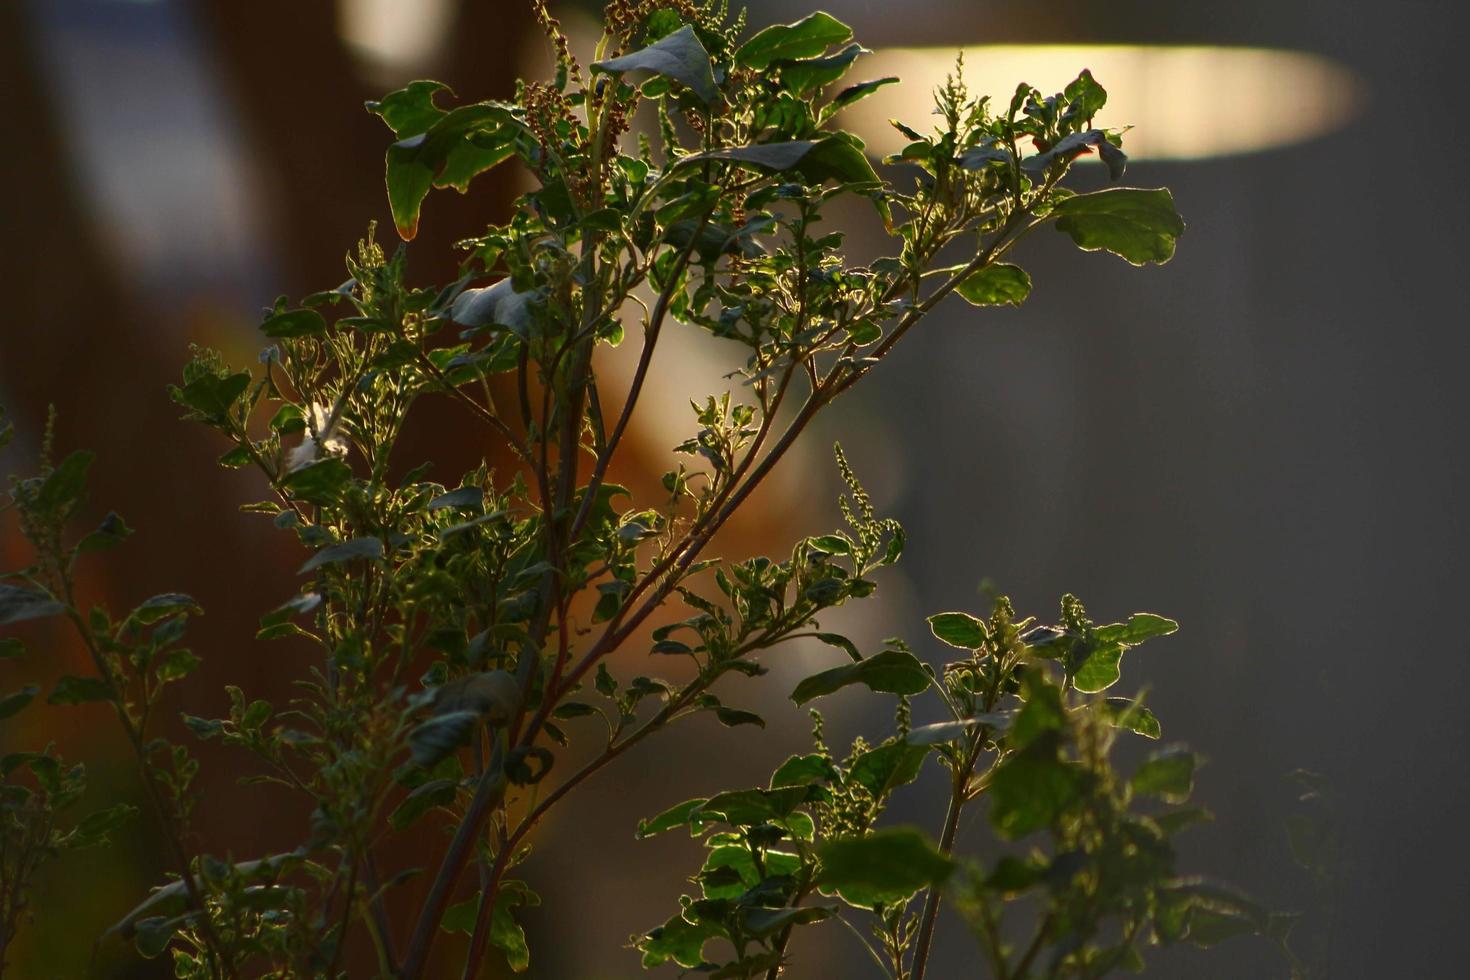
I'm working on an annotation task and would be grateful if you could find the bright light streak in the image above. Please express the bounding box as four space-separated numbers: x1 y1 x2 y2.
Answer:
840 45 1361 161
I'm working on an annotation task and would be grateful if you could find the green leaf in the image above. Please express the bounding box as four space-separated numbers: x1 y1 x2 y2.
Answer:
131 593 201 625
1132 745 1197 802
1094 612 1179 646
927 611 986 649
174 372 251 418
956 263 1032 307
384 102 522 239
735 12 852 69
770 753 840 788
260 592 323 628
684 136 880 187
593 25 718 104
390 778 457 831
1155 806 1214 837
69 803 136 847
637 797 707 839
260 308 326 339
366 79 450 138
988 733 1087 838
1008 670 1066 750
639 910 726 969
280 457 353 504
824 76 899 117
0 638 23 659
1072 643 1124 693
790 649 930 705
489 881 540 972
847 740 928 796
408 709 480 768
713 705 765 728
1052 187 1185 265
48 674 113 705
37 450 94 509
0 685 39 720
76 511 133 554
814 632 862 662
777 42 867 94
299 536 384 574
905 716 1001 746
155 649 201 683
696 786 814 827
441 897 478 934
1098 698 1161 739
0 583 64 625
817 828 954 907
428 486 484 511
741 905 833 936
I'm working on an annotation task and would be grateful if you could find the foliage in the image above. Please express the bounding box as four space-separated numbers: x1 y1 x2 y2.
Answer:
0 3 1297 978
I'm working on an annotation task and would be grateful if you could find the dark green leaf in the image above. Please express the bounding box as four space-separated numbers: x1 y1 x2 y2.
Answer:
817 827 954 907
155 649 200 683
735 12 852 69
713 705 765 728
906 717 996 746
1156 806 1214 837
76 511 133 554
1008 671 1066 750
48 675 113 705
988 733 1087 838
814 632 862 662
0 685 39 720
927 611 986 648
70 803 136 847
593 25 718 104
0 638 23 659
131 593 201 625
847 740 928 796
0 584 64 625
174 372 250 418
741 905 833 936
390 778 457 831
408 710 480 768
1052 187 1185 265
428 486 484 511
1132 745 1196 802
280 457 353 504
38 450 94 509
696 786 813 827
824 76 899 117
770 753 840 788
260 309 326 339
260 592 323 628
684 136 880 187
790 648 930 705
956 263 1031 307
777 42 867 94
299 537 383 574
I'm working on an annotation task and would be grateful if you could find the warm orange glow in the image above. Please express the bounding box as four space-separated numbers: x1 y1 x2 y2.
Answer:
839 45 1361 161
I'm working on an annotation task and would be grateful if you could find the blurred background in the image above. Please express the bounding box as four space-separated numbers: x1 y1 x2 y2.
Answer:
1 0 1464 976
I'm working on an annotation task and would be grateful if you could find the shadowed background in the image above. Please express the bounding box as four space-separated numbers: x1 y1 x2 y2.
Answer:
1 0 1464 977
